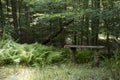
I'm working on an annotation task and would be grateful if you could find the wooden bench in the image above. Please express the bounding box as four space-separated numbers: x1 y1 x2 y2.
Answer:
64 45 105 67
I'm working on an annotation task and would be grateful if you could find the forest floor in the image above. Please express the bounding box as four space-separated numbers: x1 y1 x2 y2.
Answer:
0 64 110 80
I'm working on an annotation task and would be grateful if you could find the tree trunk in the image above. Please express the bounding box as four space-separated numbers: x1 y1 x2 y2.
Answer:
80 18 84 45
6 0 11 25
0 0 3 26
84 0 89 45
42 18 63 44
11 0 19 40
105 19 110 54
0 0 4 38
24 4 30 27
42 19 74 45
18 0 23 43
86 18 90 45
6 0 9 16
91 0 100 46
73 31 77 45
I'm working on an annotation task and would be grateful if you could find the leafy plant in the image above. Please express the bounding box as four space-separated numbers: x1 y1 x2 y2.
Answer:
76 49 93 63
103 51 120 80
0 40 67 66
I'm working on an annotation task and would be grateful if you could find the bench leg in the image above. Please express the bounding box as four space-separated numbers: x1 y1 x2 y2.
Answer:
70 48 76 63
93 49 99 67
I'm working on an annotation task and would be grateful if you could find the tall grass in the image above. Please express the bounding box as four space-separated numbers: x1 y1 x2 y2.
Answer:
103 51 120 80
30 65 105 80
0 40 67 66
76 49 93 63
0 64 107 80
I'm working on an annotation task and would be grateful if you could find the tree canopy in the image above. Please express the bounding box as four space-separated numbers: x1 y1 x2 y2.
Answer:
0 0 120 51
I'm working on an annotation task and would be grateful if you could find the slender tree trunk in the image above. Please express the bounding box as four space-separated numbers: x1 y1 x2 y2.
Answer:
106 31 110 53
42 19 74 44
91 0 100 46
105 19 110 53
11 0 19 40
18 0 23 43
42 18 63 44
84 0 89 45
73 31 77 45
24 4 29 27
0 0 4 38
102 0 111 53
0 0 3 26
18 0 23 29
6 0 10 25
80 17 84 45
6 0 9 16
86 18 90 45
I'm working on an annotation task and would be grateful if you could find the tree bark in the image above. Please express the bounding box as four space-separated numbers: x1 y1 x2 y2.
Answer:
0 0 3 26
84 0 89 45
6 0 9 16
0 0 4 38
11 0 19 40
105 19 110 54
80 17 84 45
91 0 100 46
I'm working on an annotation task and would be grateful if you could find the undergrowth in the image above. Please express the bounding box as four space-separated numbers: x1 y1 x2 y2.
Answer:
0 64 107 80
0 40 68 66
103 51 120 80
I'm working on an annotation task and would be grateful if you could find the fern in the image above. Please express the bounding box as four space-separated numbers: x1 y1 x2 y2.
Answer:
0 40 66 66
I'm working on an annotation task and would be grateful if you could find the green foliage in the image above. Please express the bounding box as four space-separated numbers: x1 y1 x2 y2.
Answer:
103 51 120 80
76 49 93 63
0 0 120 46
0 64 107 80
0 40 67 66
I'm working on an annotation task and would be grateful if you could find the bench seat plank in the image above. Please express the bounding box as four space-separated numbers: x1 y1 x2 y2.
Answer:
64 45 104 49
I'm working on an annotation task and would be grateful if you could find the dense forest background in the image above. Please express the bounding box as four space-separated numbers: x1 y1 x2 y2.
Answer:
0 0 120 52
0 1 120 79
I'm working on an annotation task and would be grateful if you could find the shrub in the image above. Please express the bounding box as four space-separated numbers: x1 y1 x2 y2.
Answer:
103 51 120 80
0 40 67 66
76 49 93 63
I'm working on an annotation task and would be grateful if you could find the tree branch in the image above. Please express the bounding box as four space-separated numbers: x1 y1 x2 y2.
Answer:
42 19 74 44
